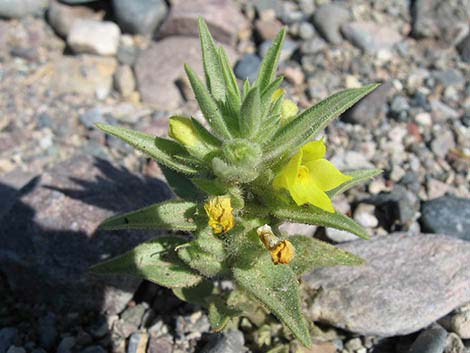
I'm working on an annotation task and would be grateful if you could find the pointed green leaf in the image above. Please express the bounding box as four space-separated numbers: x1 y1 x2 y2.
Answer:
198 18 226 102
289 235 364 276
255 28 286 91
242 79 251 100
190 117 222 147
239 86 261 138
208 298 238 331
177 241 224 277
192 178 228 195
90 236 202 288
265 83 380 162
172 280 214 306
160 165 205 201
99 200 197 231
96 123 198 175
328 168 383 197
218 46 241 101
233 252 312 347
271 204 369 240
184 64 232 139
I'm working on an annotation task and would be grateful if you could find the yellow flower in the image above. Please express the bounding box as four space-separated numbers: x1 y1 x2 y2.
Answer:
257 224 295 265
273 140 352 213
204 196 235 234
272 88 298 126
169 116 200 148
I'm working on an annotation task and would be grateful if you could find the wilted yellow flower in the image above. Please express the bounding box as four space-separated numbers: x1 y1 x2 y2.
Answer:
257 224 295 265
270 240 295 265
273 140 351 213
204 196 235 234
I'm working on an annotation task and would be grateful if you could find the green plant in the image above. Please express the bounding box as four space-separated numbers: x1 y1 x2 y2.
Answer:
91 18 381 347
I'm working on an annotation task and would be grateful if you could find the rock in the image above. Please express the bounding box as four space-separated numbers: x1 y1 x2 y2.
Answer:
430 99 460 121
57 337 76 353
0 328 17 353
47 0 103 38
300 36 327 55
312 4 349 44
50 55 117 99
433 69 465 88
114 65 136 97
304 233 470 336
135 37 236 109
408 326 447 353
200 330 247 353
112 0 168 35
411 0 470 43
325 228 359 243
127 332 148 353
6 347 25 353
121 303 148 328
60 0 99 3
445 333 464 353
68 20 121 56
80 346 107 353
298 22 315 40
234 54 261 83
457 33 470 63
158 0 248 45
421 197 470 241
38 314 58 350
0 155 172 315
431 130 456 158
0 0 48 19
259 38 297 61
353 204 378 228
341 22 402 53
342 82 393 126
0 170 36 222
389 95 410 121
278 223 316 237
79 107 107 129
254 18 283 41
283 66 304 86
450 310 470 339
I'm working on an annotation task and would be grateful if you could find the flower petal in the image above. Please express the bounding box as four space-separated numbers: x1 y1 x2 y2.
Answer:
288 174 335 212
273 149 303 190
301 140 326 163
305 159 352 191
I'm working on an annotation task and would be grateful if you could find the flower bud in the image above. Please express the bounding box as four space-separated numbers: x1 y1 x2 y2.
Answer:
169 116 213 158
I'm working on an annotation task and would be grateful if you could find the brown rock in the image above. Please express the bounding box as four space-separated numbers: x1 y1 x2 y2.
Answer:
304 233 470 336
135 37 236 110
158 0 248 45
47 0 104 38
254 18 283 41
0 155 172 314
51 55 117 99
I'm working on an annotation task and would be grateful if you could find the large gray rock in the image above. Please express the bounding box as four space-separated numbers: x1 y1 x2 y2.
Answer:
421 196 470 241
67 19 121 56
158 0 248 45
304 233 470 336
342 82 393 126
411 0 470 43
113 0 168 35
408 326 447 353
200 330 247 353
0 155 172 315
312 4 349 44
135 36 236 110
341 21 402 53
0 0 48 19
457 32 470 63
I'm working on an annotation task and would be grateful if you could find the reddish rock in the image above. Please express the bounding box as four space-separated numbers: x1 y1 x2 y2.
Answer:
0 155 172 314
158 0 248 45
135 36 236 110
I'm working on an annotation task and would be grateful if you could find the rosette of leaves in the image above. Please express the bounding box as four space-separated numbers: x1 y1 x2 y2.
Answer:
91 18 381 347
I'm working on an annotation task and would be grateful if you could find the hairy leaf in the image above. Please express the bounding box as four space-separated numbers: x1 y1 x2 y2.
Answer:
218 46 241 103
172 280 214 306
233 251 312 347
160 166 205 201
271 204 369 240
177 241 224 277
288 235 364 275
198 18 226 102
90 236 201 288
96 123 198 175
328 168 383 197
185 64 232 139
265 84 380 162
255 28 286 92
239 86 261 138
99 200 197 231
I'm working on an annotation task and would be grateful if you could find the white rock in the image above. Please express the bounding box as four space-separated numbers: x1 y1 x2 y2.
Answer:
68 19 120 56
353 204 379 228
326 228 360 243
